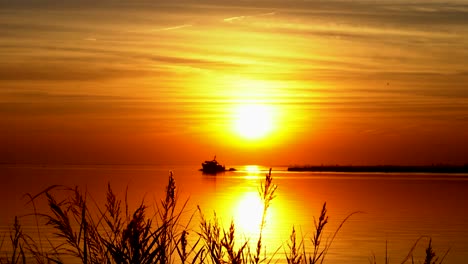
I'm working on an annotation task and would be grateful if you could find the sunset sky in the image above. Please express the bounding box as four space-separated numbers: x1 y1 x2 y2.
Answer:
1 0 467 165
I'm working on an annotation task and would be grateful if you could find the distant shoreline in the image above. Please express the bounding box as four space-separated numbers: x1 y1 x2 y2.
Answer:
287 165 468 173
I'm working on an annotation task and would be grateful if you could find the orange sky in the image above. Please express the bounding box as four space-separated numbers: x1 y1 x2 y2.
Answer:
1 0 467 165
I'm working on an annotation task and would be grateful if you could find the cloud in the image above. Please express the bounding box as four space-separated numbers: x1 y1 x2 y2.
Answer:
259 11 276 16
223 16 247 23
223 11 276 23
155 24 193 31
0 61 152 81
149 55 243 71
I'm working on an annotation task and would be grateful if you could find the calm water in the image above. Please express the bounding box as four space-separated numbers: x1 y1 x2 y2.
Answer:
1 165 468 263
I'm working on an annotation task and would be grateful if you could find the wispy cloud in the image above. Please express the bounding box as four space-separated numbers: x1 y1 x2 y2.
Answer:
223 11 276 23
223 16 247 23
155 24 192 31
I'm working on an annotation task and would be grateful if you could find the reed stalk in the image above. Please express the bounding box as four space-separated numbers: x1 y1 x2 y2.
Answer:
0 169 450 264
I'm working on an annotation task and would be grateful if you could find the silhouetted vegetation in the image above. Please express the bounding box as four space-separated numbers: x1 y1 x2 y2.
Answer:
0 170 448 264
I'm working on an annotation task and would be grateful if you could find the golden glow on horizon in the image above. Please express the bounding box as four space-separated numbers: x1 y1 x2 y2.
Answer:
243 165 262 179
245 165 261 173
234 104 274 140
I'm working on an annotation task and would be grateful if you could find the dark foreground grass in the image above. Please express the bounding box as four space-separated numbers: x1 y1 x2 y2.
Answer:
0 170 448 264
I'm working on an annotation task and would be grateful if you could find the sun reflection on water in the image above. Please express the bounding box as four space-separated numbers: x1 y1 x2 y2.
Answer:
198 170 293 261
245 165 261 173
241 165 263 179
233 191 265 237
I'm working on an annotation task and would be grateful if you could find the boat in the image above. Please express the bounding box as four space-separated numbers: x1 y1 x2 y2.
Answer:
201 156 226 174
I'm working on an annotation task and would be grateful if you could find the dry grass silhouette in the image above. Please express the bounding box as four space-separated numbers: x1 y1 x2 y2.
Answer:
0 170 448 264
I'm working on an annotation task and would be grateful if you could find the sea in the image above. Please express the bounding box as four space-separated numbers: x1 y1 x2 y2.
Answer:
1 164 467 263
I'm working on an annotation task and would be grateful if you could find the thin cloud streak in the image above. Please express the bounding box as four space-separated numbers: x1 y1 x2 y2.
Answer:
223 11 276 22
155 24 193 31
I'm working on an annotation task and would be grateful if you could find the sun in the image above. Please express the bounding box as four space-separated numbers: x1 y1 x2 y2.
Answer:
235 104 274 139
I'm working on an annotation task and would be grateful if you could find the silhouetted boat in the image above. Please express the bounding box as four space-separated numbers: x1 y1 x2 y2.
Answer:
201 156 225 174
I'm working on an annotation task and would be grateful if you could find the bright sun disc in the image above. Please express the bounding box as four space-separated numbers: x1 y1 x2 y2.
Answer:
235 104 274 139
